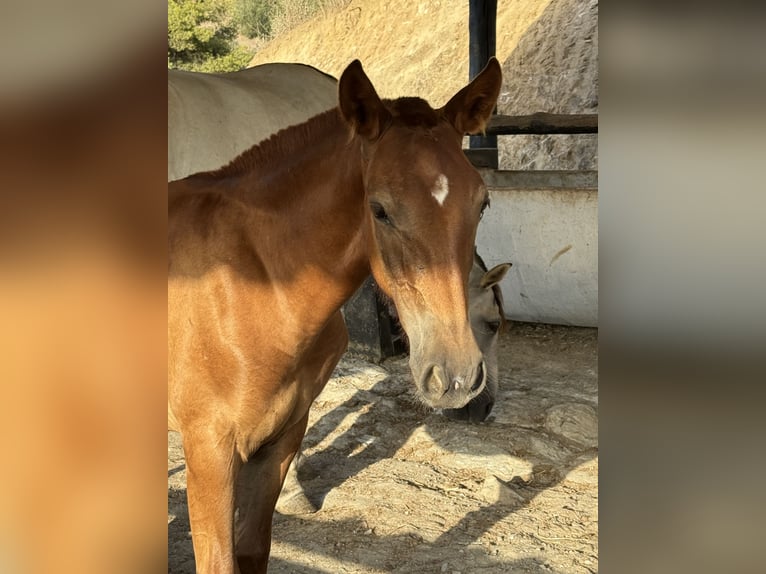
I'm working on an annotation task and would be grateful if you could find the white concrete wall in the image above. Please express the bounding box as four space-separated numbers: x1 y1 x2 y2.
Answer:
476 173 597 327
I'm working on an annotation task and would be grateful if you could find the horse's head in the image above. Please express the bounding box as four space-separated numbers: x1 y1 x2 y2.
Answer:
444 255 511 422
338 59 502 409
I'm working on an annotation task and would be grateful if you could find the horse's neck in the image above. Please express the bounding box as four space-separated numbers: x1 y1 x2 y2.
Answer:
235 118 372 320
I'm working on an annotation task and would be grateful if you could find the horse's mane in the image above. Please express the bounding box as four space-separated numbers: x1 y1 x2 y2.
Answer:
190 108 343 182
187 96 442 184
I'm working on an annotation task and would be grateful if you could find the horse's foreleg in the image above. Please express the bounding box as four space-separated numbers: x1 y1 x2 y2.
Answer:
235 312 348 573
276 312 349 517
234 413 309 574
183 430 241 574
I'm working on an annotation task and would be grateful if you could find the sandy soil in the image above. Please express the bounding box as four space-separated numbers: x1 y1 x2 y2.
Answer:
168 322 598 573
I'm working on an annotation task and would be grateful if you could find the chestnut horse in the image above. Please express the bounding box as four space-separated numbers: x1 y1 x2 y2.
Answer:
168 58 502 573
168 62 510 423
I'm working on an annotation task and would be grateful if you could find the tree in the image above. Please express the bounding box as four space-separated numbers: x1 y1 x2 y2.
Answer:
232 0 276 39
168 0 252 72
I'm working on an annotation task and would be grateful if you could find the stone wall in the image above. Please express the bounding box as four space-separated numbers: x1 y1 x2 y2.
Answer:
498 0 598 170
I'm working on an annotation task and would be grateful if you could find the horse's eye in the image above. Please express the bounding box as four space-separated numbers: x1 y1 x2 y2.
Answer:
486 320 501 333
370 202 392 225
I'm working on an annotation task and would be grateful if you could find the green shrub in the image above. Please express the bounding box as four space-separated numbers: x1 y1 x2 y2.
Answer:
168 0 253 72
232 0 275 39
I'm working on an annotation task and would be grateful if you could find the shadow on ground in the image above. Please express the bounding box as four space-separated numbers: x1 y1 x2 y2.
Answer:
168 323 598 573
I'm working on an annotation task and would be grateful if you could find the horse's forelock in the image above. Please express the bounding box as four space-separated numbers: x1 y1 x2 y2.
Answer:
384 97 440 128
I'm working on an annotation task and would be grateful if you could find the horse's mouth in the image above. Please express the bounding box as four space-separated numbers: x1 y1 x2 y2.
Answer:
441 376 497 422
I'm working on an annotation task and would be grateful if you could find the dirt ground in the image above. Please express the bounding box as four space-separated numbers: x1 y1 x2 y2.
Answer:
168 322 598 573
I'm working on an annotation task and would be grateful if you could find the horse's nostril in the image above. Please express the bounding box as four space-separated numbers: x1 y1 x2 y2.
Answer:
484 401 495 418
423 365 448 395
470 362 484 392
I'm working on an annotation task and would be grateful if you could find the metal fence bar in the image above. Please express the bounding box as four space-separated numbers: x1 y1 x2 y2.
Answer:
487 112 598 135
469 0 498 162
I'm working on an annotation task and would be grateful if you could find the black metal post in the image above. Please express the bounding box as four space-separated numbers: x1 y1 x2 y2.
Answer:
468 0 498 167
342 277 405 362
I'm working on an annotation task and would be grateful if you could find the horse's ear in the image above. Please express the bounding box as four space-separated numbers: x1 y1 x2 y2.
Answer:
480 262 511 289
338 60 391 141
441 58 502 135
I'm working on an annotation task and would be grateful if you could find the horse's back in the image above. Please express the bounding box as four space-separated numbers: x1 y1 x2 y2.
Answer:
168 63 338 181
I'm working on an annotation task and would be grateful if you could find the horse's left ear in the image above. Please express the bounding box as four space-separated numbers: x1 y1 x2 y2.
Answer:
441 58 502 135
338 60 391 141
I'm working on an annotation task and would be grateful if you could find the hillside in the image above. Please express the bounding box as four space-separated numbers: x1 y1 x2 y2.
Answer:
249 0 598 170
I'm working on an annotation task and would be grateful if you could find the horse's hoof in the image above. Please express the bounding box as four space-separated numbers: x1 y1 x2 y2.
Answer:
275 491 320 515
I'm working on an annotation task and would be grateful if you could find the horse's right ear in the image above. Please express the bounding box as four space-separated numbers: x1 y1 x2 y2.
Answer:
338 60 391 141
442 58 502 135
480 262 512 289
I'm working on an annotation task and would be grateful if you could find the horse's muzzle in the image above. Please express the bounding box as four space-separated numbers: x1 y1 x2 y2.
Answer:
419 360 487 409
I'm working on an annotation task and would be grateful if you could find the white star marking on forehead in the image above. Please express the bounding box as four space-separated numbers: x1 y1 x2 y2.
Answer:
431 174 449 206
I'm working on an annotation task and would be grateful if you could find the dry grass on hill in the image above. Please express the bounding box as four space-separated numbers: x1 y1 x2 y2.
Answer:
248 0 598 170
249 0 552 106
